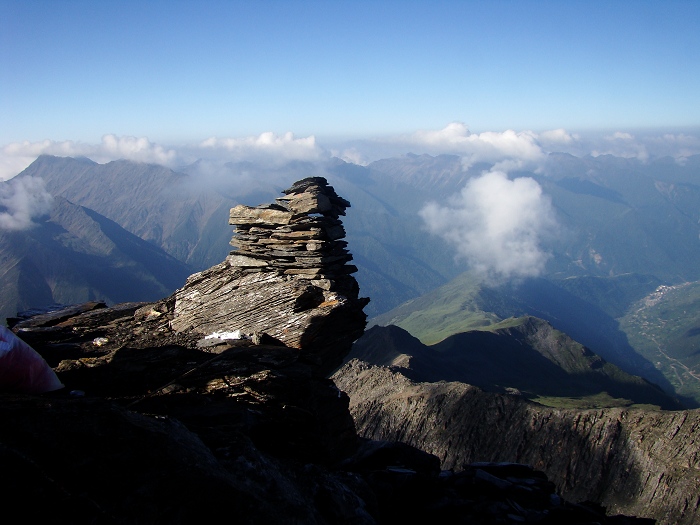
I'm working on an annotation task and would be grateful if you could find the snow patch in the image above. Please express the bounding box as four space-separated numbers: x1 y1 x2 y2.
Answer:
204 330 248 341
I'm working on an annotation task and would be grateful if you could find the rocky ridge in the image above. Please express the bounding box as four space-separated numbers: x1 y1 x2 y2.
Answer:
5 302 652 524
1 178 655 524
333 359 700 525
348 321 682 409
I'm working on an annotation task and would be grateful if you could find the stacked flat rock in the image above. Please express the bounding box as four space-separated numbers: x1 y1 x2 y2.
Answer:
171 177 369 375
227 176 355 282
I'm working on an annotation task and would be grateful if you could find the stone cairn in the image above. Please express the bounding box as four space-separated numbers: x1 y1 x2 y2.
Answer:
228 176 356 287
171 177 368 375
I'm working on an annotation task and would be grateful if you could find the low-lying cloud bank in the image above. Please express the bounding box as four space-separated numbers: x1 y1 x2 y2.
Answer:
335 123 700 167
0 176 53 231
330 124 573 168
420 170 558 282
0 132 326 181
2 124 699 181
1 124 697 281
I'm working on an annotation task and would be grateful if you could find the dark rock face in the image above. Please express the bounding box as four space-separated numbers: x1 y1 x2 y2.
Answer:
6 299 370 524
3 301 652 524
333 359 700 525
171 177 369 376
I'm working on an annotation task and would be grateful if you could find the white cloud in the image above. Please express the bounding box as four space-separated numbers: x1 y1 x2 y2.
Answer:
197 131 324 165
592 132 649 161
419 170 558 282
97 135 179 165
538 128 578 144
0 176 53 231
587 130 700 162
0 131 324 180
406 123 546 170
332 147 369 166
1 126 697 182
170 132 328 194
322 124 588 166
361 124 699 168
611 132 633 140
647 133 700 161
0 136 182 180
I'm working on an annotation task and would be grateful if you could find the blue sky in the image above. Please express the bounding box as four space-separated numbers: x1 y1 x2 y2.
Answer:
2 0 699 147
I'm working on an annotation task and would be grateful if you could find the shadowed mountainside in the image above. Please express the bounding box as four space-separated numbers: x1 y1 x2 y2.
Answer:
0 196 192 322
349 318 682 410
370 271 691 405
333 359 700 525
15 155 238 270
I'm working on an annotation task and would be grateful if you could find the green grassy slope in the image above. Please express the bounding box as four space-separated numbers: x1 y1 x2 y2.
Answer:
369 271 688 405
619 281 700 404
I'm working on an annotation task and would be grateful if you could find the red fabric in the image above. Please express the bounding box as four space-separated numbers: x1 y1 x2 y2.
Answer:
0 325 63 394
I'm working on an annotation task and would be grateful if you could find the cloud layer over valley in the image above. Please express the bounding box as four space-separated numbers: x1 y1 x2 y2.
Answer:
2 124 699 182
1 124 697 281
420 170 558 282
0 176 53 231
0 132 326 182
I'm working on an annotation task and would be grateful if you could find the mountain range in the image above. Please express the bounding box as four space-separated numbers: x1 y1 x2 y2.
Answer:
0 195 191 322
4 152 700 405
4 154 700 523
332 359 700 525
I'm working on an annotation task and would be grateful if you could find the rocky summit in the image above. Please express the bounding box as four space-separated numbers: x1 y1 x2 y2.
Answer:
171 177 369 376
1 178 655 524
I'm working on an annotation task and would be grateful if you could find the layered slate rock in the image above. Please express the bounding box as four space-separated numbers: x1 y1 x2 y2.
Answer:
171 177 369 375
